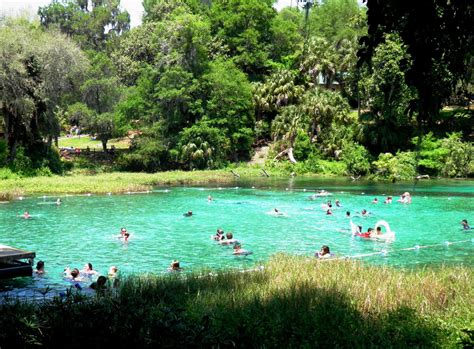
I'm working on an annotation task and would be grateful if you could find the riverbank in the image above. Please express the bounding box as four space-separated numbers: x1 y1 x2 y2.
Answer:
0 167 324 199
1 255 472 347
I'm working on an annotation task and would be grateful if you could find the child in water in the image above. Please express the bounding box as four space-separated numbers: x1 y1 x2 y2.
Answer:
461 219 471 230
315 245 332 259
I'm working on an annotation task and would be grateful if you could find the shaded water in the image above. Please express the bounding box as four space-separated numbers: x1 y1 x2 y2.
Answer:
0 178 472 298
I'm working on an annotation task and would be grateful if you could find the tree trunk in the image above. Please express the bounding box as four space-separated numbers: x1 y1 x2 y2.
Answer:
102 139 108 152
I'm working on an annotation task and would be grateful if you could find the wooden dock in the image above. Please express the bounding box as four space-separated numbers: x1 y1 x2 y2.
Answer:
0 244 35 279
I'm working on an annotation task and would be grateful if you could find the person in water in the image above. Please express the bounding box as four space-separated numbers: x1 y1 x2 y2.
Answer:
326 209 332 215
372 198 378 204
83 263 99 276
335 200 341 207
213 228 225 241
219 232 238 245
208 195 213 201
35 260 45 274
90 276 107 291
371 227 382 237
183 211 193 217
384 196 393 204
361 209 369 216
23 211 31 219
64 267 82 281
169 260 183 271
316 245 332 259
56 198 62 206
233 243 250 255
461 219 471 230
108 266 119 288
346 211 351 218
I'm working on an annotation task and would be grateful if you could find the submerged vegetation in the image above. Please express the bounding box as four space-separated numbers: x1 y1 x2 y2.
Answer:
1 256 472 347
0 0 472 180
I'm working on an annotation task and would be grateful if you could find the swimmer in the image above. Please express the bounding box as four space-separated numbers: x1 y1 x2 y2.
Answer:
335 200 342 207
65 267 82 281
90 276 107 291
208 195 213 201
168 260 183 271
315 245 332 259
35 260 45 274
361 209 369 216
107 266 119 288
233 243 251 255
461 219 471 230
326 209 332 215
367 227 374 236
384 196 393 204
183 211 193 217
120 227 127 237
82 263 99 276
372 198 378 204
213 228 225 241
346 211 351 218
56 198 62 206
22 211 31 219
219 232 238 245
374 226 382 236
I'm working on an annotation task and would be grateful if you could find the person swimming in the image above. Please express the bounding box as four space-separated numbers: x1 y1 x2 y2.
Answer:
335 200 342 207
233 243 251 255
315 245 332 259
90 276 107 291
56 198 62 206
82 263 99 276
461 219 471 230
346 211 351 218
219 232 238 245
183 211 193 217
168 260 183 271
326 209 332 215
361 209 370 216
372 198 378 204
208 195 213 201
35 260 45 274
384 196 393 204
22 211 31 219
213 228 225 241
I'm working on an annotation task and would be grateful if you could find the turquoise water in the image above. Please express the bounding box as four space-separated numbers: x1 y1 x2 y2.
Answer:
0 178 473 298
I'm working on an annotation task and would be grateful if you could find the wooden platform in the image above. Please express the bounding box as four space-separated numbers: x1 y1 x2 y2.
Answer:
0 244 35 279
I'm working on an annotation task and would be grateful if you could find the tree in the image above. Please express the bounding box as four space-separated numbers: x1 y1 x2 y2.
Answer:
202 59 254 160
357 34 416 153
0 19 87 163
208 0 276 78
359 0 474 131
38 0 130 50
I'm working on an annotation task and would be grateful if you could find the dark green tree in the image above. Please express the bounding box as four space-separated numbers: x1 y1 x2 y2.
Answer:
38 0 130 50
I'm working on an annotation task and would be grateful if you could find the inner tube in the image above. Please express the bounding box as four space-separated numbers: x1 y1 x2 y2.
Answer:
355 232 372 238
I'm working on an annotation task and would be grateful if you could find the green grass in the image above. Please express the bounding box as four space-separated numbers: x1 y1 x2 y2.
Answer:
0 167 288 197
1 255 472 347
58 136 130 149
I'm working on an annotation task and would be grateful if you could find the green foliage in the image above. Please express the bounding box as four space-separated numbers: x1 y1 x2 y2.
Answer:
209 0 276 77
9 147 33 176
293 131 313 161
371 151 417 182
178 121 229 169
411 132 447 175
0 140 8 167
358 34 416 153
270 8 303 62
341 142 371 176
38 0 130 50
440 133 474 178
202 59 254 160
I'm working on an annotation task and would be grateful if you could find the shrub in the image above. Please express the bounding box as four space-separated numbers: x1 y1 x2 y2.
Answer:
341 142 371 176
371 151 417 181
412 132 447 176
9 147 33 176
440 133 474 177
293 131 313 161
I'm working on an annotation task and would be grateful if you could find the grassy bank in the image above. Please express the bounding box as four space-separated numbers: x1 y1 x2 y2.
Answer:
1 256 472 348
0 167 279 199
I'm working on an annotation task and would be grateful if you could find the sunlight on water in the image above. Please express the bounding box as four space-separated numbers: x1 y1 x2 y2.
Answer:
1 178 473 298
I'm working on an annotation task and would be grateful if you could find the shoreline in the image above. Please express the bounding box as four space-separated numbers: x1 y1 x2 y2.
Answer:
1 168 473 200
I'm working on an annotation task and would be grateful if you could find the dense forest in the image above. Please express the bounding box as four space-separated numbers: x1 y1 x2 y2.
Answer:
0 0 472 180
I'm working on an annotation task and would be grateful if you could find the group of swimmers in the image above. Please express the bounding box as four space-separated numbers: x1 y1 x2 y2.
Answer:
34 260 119 292
212 229 251 255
